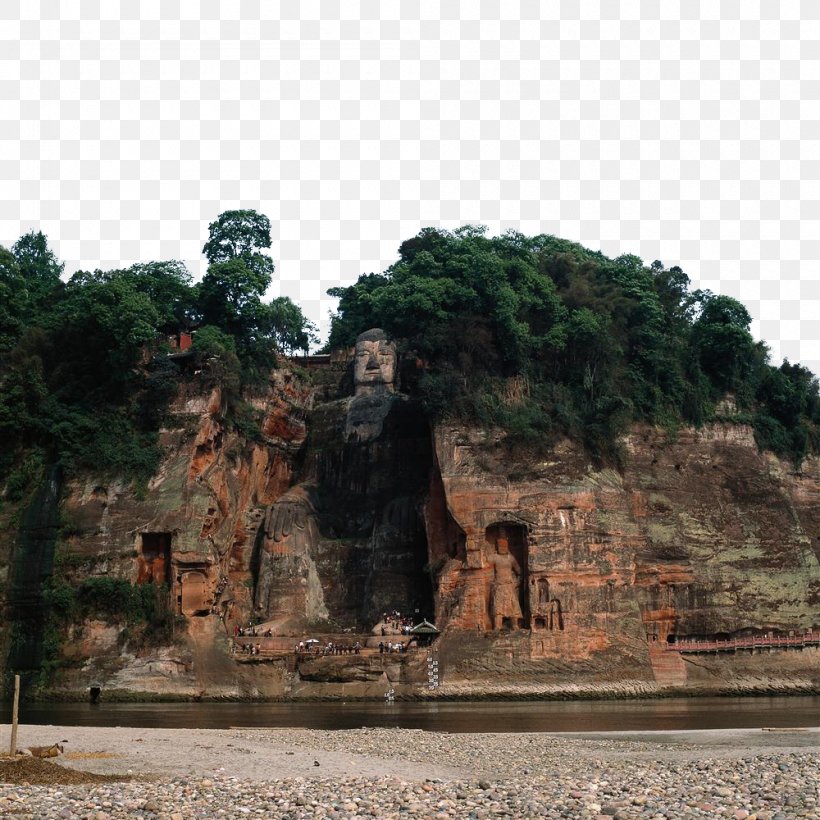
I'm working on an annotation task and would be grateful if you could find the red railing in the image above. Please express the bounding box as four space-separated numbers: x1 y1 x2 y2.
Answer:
664 634 820 653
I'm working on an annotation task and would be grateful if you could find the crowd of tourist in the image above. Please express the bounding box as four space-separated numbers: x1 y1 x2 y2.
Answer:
231 642 262 655
294 640 362 655
228 610 431 660
379 610 415 635
378 640 411 653
234 623 272 638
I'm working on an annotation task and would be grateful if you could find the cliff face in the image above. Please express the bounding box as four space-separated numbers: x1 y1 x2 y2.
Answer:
426 423 820 690
5 369 313 697
251 391 433 634
2 357 818 699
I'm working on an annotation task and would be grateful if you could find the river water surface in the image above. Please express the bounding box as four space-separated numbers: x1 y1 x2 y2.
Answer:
10 696 820 733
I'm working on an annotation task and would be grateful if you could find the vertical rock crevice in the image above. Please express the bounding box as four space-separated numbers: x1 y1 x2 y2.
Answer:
4 465 62 690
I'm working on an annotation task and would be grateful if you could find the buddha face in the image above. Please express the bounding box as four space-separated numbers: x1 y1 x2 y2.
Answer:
353 329 396 394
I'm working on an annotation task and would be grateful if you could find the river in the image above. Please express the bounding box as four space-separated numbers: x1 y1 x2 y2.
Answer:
9 696 820 732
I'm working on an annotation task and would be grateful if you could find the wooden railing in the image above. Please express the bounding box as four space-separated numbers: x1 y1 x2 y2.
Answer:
663 634 820 654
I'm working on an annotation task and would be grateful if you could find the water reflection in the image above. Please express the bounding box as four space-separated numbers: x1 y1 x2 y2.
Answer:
9 696 820 733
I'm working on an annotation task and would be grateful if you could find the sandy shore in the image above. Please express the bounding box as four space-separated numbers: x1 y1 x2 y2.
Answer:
1 723 818 818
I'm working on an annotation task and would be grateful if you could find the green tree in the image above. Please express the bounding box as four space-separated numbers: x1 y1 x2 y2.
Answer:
197 210 316 369
268 296 317 354
50 269 160 398
327 273 390 348
0 246 28 352
196 257 279 375
12 230 64 311
0 334 48 474
117 260 195 332
692 293 759 397
326 226 819 466
197 258 269 334
202 209 275 284
191 324 241 393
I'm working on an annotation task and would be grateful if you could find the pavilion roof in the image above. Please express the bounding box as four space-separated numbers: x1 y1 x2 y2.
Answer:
409 619 440 634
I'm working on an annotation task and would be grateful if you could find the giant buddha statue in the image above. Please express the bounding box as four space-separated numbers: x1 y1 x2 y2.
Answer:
252 328 432 631
352 328 397 396
345 328 398 442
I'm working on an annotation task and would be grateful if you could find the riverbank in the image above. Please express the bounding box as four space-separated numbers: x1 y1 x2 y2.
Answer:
1 724 817 818
31 676 820 703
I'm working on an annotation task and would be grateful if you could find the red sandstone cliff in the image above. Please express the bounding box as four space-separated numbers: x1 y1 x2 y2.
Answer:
7 360 819 699
425 422 820 694
43 369 313 698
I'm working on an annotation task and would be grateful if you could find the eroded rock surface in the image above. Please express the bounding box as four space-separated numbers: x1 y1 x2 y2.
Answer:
426 423 820 689
252 329 433 633
3 335 819 699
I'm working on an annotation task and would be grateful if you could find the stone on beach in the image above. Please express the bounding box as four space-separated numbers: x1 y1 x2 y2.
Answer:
0 725 817 819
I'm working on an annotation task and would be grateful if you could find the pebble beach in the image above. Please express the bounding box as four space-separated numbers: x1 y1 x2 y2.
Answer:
1 724 817 819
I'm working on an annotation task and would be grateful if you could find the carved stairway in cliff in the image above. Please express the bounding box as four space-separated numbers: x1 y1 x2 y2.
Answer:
648 644 688 686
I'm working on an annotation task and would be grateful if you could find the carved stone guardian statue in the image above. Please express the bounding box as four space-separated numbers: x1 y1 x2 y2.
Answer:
488 536 524 629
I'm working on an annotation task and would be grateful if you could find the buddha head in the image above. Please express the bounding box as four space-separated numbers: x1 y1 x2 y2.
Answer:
353 328 397 395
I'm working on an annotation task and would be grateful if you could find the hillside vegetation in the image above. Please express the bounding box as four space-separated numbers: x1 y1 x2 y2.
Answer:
0 210 315 493
328 226 819 466
1 218 818 499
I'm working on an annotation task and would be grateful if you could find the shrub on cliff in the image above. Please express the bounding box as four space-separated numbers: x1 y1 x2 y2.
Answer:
74 578 179 647
198 209 316 378
34 576 180 686
328 227 819 466
0 212 317 488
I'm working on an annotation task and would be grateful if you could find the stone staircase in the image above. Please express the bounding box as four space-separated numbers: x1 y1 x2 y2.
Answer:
648 644 688 686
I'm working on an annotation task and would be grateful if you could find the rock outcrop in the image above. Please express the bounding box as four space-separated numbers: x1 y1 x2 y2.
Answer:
2 368 312 698
252 330 433 633
425 423 820 691
2 338 818 700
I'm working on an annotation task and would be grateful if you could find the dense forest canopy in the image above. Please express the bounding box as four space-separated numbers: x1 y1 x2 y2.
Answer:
0 210 316 489
328 226 819 466
1 217 818 499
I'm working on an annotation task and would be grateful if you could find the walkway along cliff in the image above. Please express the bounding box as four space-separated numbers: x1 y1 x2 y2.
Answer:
2 331 819 700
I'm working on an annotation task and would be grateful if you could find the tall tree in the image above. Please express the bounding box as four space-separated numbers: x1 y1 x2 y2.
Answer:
118 261 195 332
197 258 269 340
12 230 64 311
202 209 275 285
692 293 759 396
0 247 25 351
198 210 277 366
267 296 317 354
198 209 314 366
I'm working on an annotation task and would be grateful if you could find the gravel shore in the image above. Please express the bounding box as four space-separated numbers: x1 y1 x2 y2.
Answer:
1 724 817 819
